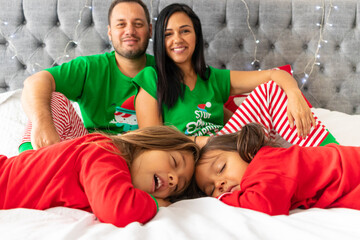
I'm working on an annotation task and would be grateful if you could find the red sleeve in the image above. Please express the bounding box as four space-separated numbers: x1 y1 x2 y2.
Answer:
78 141 157 227
218 174 297 216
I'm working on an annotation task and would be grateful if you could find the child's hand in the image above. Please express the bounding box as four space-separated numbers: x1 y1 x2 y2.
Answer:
156 198 171 207
195 136 209 148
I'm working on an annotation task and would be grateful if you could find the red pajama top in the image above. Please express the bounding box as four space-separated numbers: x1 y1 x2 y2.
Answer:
219 144 360 215
0 134 157 227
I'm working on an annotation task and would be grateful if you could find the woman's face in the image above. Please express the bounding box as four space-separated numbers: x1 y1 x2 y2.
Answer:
195 150 248 198
131 149 195 199
164 11 196 67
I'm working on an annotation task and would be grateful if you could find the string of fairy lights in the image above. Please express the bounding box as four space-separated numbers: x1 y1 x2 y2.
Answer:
301 0 338 89
238 0 338 91
1 0 338 91
0 0 93 73
53 0 93 68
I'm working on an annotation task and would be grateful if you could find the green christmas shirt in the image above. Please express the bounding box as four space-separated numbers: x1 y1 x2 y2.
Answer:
133 66 231 136
46 51 155 134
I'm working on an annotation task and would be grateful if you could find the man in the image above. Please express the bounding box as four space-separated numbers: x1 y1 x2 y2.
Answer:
20 0 154 152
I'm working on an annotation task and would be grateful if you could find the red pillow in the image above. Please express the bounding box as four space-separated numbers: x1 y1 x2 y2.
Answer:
224 64 311 113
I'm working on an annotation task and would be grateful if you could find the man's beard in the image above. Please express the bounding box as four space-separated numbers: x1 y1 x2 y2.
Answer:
114 37 150 59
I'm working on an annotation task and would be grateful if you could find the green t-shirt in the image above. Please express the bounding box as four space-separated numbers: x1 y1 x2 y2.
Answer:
133 66 231 136
46 51 155 134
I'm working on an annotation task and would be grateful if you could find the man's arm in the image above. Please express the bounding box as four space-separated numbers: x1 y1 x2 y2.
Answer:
21 70 60 149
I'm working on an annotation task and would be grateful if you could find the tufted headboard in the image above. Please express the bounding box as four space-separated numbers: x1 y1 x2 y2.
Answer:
0 0 359 114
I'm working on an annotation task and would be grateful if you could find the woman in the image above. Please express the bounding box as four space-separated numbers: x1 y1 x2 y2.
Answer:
133 3 338 147
0 126 199 227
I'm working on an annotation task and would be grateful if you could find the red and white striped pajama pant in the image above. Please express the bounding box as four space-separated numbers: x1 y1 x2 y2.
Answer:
219 81 330 147
20 92 88 147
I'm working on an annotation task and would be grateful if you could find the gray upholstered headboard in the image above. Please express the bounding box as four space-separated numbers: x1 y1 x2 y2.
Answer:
0 0 359 114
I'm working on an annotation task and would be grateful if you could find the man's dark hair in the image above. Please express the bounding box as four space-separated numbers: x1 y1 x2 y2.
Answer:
108 0 151 25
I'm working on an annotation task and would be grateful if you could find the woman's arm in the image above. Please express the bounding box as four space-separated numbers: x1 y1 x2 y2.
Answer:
229 70 315 138
135 87 163 128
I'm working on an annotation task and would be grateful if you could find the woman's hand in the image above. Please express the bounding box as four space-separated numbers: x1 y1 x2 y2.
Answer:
286 89 316 138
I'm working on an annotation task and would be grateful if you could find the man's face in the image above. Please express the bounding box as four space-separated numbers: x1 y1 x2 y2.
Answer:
107 2 152 59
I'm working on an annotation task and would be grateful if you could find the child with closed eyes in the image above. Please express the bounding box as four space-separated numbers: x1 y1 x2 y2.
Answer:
0 126 199 227
195 123 360 215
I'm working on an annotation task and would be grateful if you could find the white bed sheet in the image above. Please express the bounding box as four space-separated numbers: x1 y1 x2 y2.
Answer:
1 89 360 240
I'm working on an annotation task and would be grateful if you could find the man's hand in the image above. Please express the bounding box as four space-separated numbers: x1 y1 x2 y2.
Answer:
31 120 61 150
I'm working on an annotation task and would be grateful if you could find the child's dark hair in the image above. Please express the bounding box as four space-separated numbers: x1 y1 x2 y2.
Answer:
199 123 278 164
184 123 279 200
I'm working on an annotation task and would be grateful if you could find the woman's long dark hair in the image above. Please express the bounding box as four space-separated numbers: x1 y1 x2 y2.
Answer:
154 3 209 113
199 123 279 164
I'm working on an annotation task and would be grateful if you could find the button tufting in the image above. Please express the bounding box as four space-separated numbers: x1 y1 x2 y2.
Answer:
353 66 357 72
252 61 260 70
336 86 340 93
270 44 275 49
204 42 209 48
56 21 60 26
22 20 27 25
303 44 308 50
23 65 27 70
221 64 226 69
320 66 324 72
335 45 340 50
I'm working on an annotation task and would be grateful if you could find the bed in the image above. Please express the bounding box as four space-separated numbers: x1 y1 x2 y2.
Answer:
1 0 360 239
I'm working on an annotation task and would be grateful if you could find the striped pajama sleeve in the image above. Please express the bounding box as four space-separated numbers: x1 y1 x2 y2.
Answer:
21 92 88 146
219 81 329 147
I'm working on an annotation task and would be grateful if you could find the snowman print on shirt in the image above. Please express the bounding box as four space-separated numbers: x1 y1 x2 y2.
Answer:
110 95 138 131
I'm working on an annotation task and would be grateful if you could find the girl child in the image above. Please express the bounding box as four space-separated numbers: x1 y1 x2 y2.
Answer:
0 126 199 227
133 3 338 147
195 123 360 215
